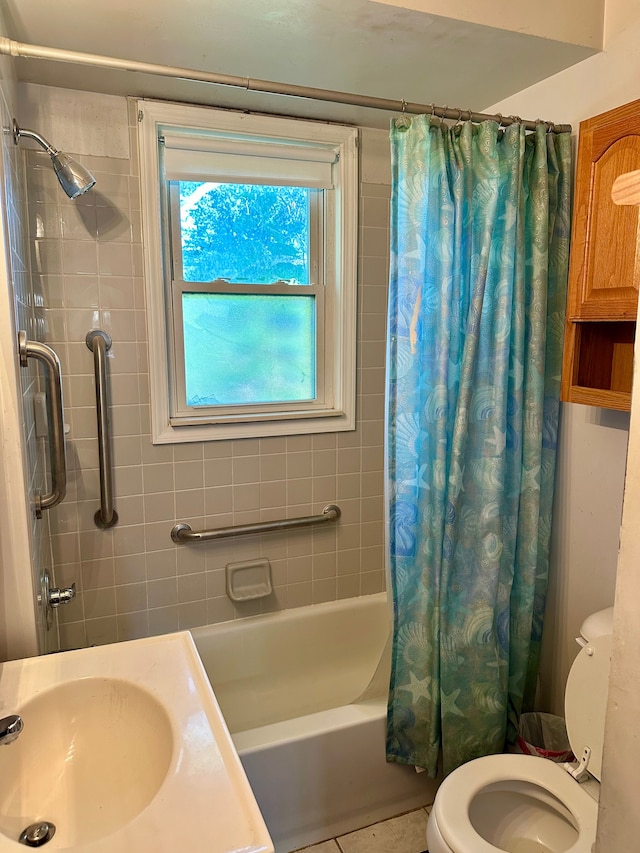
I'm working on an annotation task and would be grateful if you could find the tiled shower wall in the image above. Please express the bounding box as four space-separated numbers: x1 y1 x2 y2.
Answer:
23 86 392 650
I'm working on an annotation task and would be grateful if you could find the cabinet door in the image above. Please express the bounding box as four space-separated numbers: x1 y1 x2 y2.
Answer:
569 99 640 321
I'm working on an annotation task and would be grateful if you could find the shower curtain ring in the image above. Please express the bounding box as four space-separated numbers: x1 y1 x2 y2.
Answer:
396 99 411 130
453 108 463 128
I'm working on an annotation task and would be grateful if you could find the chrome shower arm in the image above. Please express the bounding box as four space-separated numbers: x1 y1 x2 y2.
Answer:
12 120 58 156
12 118 96 199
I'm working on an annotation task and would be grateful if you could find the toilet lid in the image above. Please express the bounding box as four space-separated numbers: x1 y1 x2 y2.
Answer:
564 633 612 782
433 753 597 853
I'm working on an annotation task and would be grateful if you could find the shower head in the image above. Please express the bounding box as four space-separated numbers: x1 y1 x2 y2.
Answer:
50 151 96 200
12 120 96 200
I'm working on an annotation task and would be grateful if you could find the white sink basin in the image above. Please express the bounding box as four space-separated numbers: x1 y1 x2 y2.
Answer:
0 678 174 845
0 633 273 853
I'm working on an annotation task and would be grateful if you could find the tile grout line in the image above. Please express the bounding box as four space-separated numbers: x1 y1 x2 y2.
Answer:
296 804 435 853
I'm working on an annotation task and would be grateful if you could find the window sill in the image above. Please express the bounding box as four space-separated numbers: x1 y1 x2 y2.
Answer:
153 410 355 444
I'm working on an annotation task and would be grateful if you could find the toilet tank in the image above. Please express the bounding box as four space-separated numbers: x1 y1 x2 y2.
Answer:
579 607 614 642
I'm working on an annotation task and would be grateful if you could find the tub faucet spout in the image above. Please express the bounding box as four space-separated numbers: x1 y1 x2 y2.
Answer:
0 714 23 744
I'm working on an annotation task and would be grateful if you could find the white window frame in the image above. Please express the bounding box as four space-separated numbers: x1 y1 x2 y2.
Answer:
138 99 358 444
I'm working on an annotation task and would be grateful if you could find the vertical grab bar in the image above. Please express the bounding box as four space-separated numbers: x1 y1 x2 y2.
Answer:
86 330 118 529
18 331 67 517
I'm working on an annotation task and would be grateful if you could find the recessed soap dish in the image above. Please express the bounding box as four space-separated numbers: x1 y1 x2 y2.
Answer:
225 558 273 602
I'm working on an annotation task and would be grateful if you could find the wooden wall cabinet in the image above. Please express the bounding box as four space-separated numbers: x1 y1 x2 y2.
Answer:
562 99 640 411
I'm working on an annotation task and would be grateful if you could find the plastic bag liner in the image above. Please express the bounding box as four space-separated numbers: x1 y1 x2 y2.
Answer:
514 712 574 763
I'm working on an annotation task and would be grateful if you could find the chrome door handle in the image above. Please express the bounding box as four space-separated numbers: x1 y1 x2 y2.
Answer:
18 331 67 517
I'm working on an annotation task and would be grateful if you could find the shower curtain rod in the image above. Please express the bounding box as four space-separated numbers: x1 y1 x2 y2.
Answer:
0 38 572 134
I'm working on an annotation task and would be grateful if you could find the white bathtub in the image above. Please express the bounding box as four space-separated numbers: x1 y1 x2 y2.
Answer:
191 593 437 852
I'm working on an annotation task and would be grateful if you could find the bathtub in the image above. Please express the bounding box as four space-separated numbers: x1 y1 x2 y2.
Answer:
191 593 437 852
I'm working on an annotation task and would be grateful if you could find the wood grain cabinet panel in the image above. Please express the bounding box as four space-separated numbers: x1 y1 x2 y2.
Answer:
562 99 640 411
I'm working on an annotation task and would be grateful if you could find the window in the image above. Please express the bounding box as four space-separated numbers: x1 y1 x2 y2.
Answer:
138 100 358 443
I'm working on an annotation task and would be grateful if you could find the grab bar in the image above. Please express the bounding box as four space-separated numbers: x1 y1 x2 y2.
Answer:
18 331 67 517
171 503 341 543
86 330 118 529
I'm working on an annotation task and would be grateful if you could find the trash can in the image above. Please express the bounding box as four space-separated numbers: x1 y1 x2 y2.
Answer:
514 712 574 763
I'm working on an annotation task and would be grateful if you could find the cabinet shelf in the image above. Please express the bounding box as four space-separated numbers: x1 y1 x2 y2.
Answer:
562 320 634 411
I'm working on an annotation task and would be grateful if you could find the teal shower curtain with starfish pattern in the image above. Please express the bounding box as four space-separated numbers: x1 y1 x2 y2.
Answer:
386 117 571 777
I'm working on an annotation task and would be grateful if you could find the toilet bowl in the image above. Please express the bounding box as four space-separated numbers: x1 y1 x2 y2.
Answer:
426 607 613 853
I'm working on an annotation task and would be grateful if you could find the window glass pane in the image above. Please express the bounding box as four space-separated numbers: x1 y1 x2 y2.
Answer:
183 293 316 406
178 182 311 284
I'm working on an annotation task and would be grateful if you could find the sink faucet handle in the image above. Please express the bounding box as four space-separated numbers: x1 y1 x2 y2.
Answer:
0 714 23 745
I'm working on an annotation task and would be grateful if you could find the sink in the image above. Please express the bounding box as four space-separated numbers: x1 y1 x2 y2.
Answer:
0 678 173 846
0 633 273 852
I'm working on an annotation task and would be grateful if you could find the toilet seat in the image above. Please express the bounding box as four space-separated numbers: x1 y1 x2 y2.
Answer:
564 634 611 782
433 753 598 853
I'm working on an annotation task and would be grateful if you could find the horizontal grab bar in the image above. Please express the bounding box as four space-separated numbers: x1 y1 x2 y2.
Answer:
171 504 341 543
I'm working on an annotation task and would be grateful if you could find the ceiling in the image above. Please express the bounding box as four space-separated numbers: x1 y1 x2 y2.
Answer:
1 0 595 129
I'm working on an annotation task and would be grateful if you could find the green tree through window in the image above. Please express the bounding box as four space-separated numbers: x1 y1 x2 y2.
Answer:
178 182 311 284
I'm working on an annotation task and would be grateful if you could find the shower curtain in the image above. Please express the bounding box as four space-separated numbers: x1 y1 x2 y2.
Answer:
385 117 571 777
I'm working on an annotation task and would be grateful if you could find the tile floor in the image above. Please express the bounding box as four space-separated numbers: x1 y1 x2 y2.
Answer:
295 806 431 853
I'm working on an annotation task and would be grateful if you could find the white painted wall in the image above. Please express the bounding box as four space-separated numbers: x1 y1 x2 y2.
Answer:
371 0 605 49
486 0 640 141
542 407 627 713
598 320 640 851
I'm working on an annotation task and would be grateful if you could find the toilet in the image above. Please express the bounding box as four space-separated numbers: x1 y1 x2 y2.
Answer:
426 607 613 853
